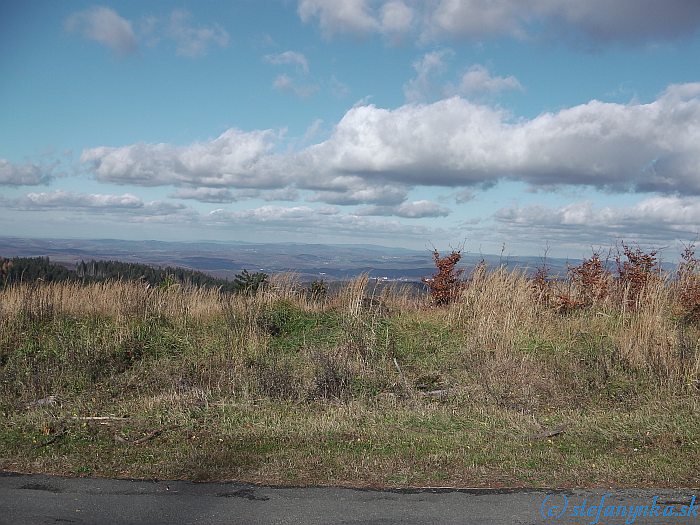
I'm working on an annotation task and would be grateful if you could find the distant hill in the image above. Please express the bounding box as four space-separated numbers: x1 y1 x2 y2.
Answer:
0 236 576 282
0 256 239 292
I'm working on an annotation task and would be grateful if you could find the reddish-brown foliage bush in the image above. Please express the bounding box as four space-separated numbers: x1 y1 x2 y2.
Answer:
531 264 551 306
615 242 660 305
422 249 464 305
676 243 700 323
568 251 611 305
553 292 585 314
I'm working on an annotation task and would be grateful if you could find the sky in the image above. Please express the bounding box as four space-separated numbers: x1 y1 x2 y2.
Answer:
2 0 700 259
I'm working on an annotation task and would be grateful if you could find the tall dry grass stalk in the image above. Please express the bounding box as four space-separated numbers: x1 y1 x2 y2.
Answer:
1 265 698 391
449 266 544 354
263 272 302 304
0 280 224 323
336 273 370 318
613 276 683 380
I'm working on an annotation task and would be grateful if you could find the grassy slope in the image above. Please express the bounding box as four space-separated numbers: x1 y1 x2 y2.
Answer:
0 273 698 487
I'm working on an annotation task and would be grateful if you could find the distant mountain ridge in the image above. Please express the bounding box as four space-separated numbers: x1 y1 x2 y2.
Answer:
0 236 574 281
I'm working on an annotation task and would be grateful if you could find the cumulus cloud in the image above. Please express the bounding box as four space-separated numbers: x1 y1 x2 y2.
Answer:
357 200 451 218
66 7 229 58
65 6 138 56
170 187 300 203
81 128 286 188
380 1 415 34
429 0 527 39
405 56 522 102
235 188 300 202
207 205 440 239
0 159 53 186
9 190 187 220
454 189 475 203
170 187 238 203
79 82 700 215
308 184 408 206
167 9 229 57
403 49 453 102
298 0 379 36
273 74 319 98
23 190 142 209
452 64 523 96
494 196 700 246
301 83 700 194
297 0 700 44
541 0 700 43
264 51 310 74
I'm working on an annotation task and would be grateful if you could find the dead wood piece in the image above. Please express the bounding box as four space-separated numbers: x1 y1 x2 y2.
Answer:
422 388 455 398
70 416 130 421
527 425 567 440
24 395 58 409
133 425 179 445
35 428 68 448
115 425 178 445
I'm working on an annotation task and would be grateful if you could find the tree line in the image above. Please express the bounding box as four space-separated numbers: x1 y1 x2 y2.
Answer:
0 256 268 294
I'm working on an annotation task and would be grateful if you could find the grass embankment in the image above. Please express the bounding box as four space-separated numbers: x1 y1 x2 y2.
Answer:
0 271 698 487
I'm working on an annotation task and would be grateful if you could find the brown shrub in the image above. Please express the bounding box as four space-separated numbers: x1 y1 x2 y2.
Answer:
531 264 551 306
422 249 465 306
568 251 611 306
676 242 700 323
615 242 661 306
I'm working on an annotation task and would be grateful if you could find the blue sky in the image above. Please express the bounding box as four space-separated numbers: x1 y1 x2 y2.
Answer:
2 0 700 258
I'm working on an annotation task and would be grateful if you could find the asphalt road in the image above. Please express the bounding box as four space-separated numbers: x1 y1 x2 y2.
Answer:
0 472 697 525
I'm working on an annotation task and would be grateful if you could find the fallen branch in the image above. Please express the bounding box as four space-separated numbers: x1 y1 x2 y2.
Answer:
69 416 130 421
421 388 455 398
392 357 410 390
527 425 567 440
24 395 58 410
35 427 68 448
115 425 178 445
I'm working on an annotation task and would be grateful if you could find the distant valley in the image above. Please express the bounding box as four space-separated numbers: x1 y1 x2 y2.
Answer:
0 236 574 282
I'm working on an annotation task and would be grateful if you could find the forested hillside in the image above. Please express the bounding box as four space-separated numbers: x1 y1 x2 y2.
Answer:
0 256 239 292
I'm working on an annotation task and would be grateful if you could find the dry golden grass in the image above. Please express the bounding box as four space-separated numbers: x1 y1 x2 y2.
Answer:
0 265 698 486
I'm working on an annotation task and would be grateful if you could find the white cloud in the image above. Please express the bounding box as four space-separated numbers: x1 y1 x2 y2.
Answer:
539 0 700 43
79 83 700 217
454 189 475 203
298 0 379 36
81 128 286 188
308 184 408 206
170 188 238 203
297 0 700 43
65 6 138 56
453 64 523 96
493 196 700 246
497 196 700 229
264 51 310 74
235 188 300 202
273 74 319 98
167 9 229 57
9 190 188 220
207 205 441 239
0 159 53 186
24 190 142 209
302 83 700 194
403 49 453 102
429 0 527 39
66 7 230 58
357 200 451 218
171 187 301 203
380 1 415 34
